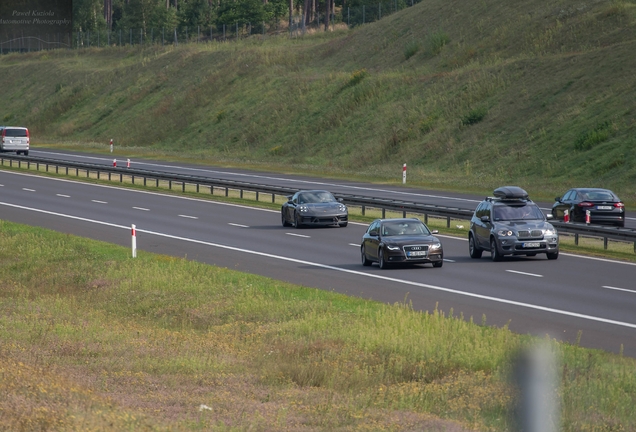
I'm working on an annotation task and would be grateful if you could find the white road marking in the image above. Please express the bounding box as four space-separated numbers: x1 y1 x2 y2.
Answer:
229 223 249 228
603 286 636 294
0 184 4 187
349 243 359 247
179 214 198 219
1 200 636 330
286 233 310 238
133 207 149 211
56 194 70 198
92 200 107 204
506 270 543 278
444 259 456 263
22 188 35 192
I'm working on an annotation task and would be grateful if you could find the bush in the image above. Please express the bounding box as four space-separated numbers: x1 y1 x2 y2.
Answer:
428 30 450 56
341 69 369 91
461 107 488 126
404 41 420 60
574 121 613 150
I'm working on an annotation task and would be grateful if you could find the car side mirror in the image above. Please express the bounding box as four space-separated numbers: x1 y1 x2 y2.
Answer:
555 197 561 202
480 215 490 222
431 229 439 234
546 214 554 220
287 199 294 204
337 198 343 202
369 229 379 236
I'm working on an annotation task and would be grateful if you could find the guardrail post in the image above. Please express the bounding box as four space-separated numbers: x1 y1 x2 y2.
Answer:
382 208 385 218
240 189 244 199
272 193 275 203
604 237 608 250
156 179 159 187
362 205 365 216
182 182 185 192
225 187 228 197
575 233 579 245
424 214 428 224
169 180 172 189
119 173 122 182
196 183 199 193
403 210 406 218
447 216 451 228
144 177 147 186
256 191 259 201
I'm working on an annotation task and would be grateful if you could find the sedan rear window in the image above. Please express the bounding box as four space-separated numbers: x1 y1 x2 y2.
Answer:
580 191 616 201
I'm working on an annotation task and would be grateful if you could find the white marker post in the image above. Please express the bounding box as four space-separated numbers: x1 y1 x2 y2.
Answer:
402 163 407 184
113 158 117 167
131 224 137 258
110 139 113 153
127 158 131 168
585 210 591 224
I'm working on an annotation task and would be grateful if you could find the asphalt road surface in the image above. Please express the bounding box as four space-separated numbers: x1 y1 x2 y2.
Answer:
1 169 635 357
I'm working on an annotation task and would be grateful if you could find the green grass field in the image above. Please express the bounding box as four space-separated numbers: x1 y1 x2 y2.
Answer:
1 221 635 431
1 0 635 205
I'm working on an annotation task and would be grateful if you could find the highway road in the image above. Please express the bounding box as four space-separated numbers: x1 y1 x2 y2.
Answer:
1 169 635 357
28 149 636 229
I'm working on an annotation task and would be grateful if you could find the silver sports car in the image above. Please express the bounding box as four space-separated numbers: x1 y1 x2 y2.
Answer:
281 190 348 228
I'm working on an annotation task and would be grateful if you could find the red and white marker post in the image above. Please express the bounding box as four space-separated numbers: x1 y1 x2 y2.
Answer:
585 210 591 224
402 163 407 184
110 139 113 153
131 224 137 258
127 158 131 168
563 209 570 223
113 158 117 167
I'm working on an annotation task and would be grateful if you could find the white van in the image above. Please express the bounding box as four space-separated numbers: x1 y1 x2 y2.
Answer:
0 126 30 155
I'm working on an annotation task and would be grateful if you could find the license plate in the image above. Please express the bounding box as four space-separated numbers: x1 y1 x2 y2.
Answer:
522 242 540 248
597 206 612 210
408 251 427 257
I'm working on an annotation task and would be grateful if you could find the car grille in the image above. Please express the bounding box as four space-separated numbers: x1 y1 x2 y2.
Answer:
403 245 429 260
517 230 543 239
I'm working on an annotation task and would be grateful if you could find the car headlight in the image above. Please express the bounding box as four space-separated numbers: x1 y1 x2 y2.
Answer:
429 242 442 251
497 230 514 237
386 245 401 251
543 229 556 236
298 205 309 212
339 204 347 212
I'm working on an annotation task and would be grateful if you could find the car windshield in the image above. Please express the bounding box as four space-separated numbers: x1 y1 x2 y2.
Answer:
493 204 544 221
381 221 430 236
298 191 336 204
580 190 616 201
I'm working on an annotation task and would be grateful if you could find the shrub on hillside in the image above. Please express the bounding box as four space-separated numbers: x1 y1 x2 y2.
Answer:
404 41 420 60
342 69 369 91
461 107 487 126
428 31 450 56
574 121 614 150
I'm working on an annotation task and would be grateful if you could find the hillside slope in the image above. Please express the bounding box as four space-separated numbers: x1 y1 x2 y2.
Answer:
1 0 635 201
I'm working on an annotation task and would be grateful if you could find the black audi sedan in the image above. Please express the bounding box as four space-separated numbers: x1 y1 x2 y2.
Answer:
361 218 444 269
552 188 625 227
281 190 348 228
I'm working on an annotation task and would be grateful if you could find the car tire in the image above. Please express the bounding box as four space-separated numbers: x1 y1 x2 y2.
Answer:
281 212 291 227
294 212 303 229
490 238 502 262
378 248 388 269
361 246 372 266
468 234 483 259
547 251 559 260
432 260 443 268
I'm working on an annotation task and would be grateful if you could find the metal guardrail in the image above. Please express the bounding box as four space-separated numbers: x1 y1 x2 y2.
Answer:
1 154 635 251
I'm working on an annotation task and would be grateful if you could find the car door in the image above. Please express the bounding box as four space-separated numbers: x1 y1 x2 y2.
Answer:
364 221 381 260
474 202 492 249
553 190 574 219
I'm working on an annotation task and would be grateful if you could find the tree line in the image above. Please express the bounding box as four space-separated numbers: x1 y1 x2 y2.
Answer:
73 0 370 35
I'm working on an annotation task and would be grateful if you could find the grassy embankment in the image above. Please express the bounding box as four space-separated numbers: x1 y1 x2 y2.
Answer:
1 220 636 431
1 0 636 204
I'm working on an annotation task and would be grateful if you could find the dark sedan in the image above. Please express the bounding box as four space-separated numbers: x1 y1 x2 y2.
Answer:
361 218 444 269
552 188 625 227
281 190 348 228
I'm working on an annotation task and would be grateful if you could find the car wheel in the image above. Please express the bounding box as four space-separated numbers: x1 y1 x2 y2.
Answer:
378 249 388 269
468 234 483 259
547 251 559 260
432 260 443 268
294 212 302 229
361 245 372 266
339 222 348 228
281 211 291 227
490 238 502 262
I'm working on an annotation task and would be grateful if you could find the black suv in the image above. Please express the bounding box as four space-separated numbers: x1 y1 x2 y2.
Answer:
468 186 559 261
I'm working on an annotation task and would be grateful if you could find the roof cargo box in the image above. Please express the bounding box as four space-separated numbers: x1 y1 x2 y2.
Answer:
493 186 529 200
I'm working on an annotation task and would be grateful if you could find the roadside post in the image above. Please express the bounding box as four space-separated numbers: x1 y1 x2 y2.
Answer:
586 210 591 224
113 158 117 167
563 209 569 223
402 163 407 184
110 139 113 153
127 158 131 168
131 224 137 258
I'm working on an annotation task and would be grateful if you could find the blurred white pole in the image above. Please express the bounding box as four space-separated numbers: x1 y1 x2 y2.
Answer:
131 224 137 258
514 342 559 432
402 163 406 184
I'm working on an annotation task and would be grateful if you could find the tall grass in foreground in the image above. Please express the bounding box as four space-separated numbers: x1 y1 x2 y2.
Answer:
0 220 635 431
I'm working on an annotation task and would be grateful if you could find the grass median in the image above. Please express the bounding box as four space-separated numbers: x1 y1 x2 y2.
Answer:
1 220 635 431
